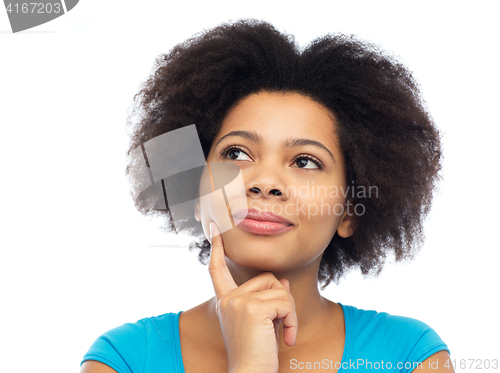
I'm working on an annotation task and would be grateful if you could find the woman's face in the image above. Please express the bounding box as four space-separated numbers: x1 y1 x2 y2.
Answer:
195 91 356 273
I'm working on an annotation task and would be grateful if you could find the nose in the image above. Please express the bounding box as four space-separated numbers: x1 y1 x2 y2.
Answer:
249 186 284 197
246 164 288 200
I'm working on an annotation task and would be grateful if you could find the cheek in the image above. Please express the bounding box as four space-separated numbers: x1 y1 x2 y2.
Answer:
297 193 346 241
197 163 249 242
297 186 346 219
199 192 232 243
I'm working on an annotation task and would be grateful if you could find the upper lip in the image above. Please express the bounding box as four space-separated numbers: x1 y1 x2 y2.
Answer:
233 209 294 226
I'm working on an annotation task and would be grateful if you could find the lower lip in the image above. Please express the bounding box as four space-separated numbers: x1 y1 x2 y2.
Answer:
236 219 294 235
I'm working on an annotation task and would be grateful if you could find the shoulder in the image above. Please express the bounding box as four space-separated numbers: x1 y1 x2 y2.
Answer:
80 311 182 373
341 304 450 370
342 303 447 343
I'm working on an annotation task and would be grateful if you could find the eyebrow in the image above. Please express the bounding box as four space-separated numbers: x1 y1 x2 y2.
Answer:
214 130 336 163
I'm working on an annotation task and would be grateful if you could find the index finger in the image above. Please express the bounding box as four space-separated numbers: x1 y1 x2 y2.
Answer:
208 221 238 300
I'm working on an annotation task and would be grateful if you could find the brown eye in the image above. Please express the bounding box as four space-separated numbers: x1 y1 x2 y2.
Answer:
228 149 242 159
293 155 323 170
219 145 251 161
219 145 323 170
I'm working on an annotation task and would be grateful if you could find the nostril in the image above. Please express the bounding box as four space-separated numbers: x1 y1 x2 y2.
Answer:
250 187 261 194
271 189 282 196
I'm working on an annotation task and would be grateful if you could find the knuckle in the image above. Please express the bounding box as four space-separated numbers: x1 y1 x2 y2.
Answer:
258 272 275 282
244 299 262 314
282 297 294 312
278 288 289 299
228 297 260 315
265 272 277 280
219 295 231 311
227 296 240 309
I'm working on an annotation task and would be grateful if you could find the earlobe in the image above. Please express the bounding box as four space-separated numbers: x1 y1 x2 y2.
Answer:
337 200 358 238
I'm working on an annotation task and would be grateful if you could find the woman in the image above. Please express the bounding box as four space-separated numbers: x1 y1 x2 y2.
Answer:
80 20 452 373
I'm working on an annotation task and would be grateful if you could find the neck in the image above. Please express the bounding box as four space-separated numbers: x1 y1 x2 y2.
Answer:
204 254 336 351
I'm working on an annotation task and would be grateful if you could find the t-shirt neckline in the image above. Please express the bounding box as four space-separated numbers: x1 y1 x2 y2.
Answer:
174 303 350 373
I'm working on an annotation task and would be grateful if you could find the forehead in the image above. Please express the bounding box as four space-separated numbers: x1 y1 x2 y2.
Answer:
218 91 339 145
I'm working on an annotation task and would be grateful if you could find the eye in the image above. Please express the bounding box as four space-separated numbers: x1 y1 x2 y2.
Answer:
292 155 324 170
219 144 252 161
219 145 324 170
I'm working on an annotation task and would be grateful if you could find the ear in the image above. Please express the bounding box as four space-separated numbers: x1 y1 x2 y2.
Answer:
194 197 201 222
337 199 359 238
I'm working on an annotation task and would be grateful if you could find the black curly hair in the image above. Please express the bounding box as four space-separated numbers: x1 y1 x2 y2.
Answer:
125 19 443 289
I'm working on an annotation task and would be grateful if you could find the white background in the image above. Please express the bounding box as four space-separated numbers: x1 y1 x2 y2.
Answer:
1 1 499 372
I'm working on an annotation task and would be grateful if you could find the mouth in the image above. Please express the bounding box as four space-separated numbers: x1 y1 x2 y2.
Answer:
232 209 294 235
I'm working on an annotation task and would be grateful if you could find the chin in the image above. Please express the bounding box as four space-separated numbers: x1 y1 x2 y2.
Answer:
228 260 294 275
219 227 308 272
224 246 297 273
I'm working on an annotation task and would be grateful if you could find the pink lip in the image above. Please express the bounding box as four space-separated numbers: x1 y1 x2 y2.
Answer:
233 209 294 235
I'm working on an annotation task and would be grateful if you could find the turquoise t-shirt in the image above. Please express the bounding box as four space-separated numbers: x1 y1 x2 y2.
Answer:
80 303 450 372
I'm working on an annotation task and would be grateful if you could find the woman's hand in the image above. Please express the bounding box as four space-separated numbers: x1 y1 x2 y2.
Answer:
208 221 298 373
